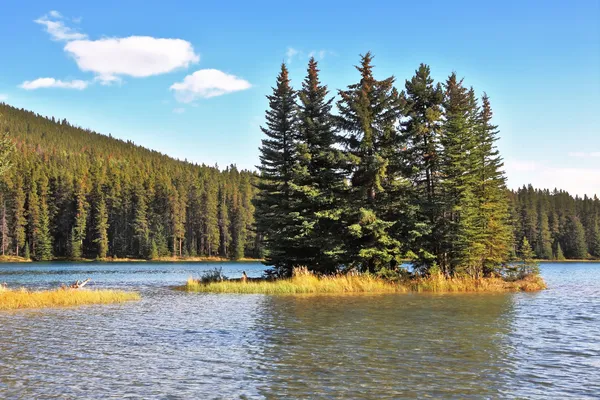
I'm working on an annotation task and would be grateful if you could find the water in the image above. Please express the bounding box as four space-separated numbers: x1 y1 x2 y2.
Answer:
0 262 598 399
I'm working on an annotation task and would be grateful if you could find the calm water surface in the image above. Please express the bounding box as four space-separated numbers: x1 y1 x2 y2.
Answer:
0 262 598 399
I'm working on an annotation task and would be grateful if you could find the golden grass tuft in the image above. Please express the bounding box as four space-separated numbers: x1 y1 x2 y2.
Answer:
0 255 31 263
181 268 546 295
0 286 141 310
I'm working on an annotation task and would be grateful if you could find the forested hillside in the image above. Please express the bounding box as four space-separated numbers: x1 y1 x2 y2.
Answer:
0 103 260 261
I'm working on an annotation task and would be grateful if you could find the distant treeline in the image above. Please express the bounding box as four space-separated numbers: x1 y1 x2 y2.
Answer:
509 186 600 260
0 103 261 261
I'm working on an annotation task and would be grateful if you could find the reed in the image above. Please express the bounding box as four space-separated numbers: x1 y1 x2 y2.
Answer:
182 267 546 295
0 286 141 310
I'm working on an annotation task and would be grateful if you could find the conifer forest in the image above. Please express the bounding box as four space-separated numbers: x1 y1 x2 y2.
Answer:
0 54 598 272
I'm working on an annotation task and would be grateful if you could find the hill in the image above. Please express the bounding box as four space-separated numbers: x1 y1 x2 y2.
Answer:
0 102 260 261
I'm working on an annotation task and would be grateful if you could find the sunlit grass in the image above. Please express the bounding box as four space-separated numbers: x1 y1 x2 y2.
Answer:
181 267 546 295
0 286 141 310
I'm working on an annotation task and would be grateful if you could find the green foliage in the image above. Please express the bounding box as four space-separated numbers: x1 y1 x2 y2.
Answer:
199 267 228 283
0 102 258 261
254 64 301 276
24 241 30 259
336 52 402 272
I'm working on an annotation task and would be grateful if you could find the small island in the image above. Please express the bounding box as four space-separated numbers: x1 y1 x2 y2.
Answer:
0 284 140 310
183 267 546 295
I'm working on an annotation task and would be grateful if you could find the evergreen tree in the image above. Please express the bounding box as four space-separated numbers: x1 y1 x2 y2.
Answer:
336 52 401 272
69 177 88 258
201 177 219 257
0 130 14 177
589 218 600 258
1 198 8 255
170 183 186 257
535 200 553 259
439 73 479 275
254 63 300 275
34 175 53 261
555 241 565 260
471 93 513 275
132 184 150 258
218 183 231 257
292 57 346 272
400 64 444 271
93 194 109 258
563 215 587 259
12 175 26 257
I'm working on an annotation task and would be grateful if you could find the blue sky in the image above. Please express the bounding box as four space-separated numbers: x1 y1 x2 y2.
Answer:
0 0 599 195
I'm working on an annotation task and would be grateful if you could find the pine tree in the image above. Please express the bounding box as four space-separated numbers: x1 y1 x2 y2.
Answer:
0 130 14 177
201 177 219 257
1 198 8 255
69 177 88 259
563 215 587 259
518 236 539 277
230 189 246 260
218 183 231 257
12 175 26 257
254 63 300 275
472 94 513 274
93 194 109 258
132 184 150 258
336 52 402 273
439 73 479 276
589 218 600 258
555 241 565 260
535 200 553 259
34 175 53 261
292 57 346 272
400 64 444 272
170 183 186 257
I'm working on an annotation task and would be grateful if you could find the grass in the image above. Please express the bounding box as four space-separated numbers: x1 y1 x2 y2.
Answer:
0 286 141 310
0 255 31 263
181 267 546 295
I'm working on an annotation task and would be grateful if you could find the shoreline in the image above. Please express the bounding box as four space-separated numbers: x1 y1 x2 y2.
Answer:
0 255 264 264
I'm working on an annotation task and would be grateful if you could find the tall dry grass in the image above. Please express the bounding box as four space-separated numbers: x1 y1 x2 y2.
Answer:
0 286 140 310
182 267 546 295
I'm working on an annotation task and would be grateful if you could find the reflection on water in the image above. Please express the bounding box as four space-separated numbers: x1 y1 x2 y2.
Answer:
0 262 599 398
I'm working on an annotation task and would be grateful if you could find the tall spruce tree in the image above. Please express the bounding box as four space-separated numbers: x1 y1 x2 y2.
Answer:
336 52 401 272
12 175 26 257
69 177 88 259
34 175 53 261
401 64 444 272
254 63 300 276
439 73 479 275
292 57 346 273
472 93 513 274
563 215 587 259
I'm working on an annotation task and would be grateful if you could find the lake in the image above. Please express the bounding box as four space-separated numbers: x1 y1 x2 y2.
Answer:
0 262 598 399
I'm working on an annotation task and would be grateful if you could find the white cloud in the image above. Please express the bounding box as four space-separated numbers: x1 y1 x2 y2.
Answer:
0 94 7 101
173 107 185 114
64 36 199 83
286 47 300 63
20 78 88 90
34 12 87 41
170 69 251 102
568 151 600 158
289 48 332 63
